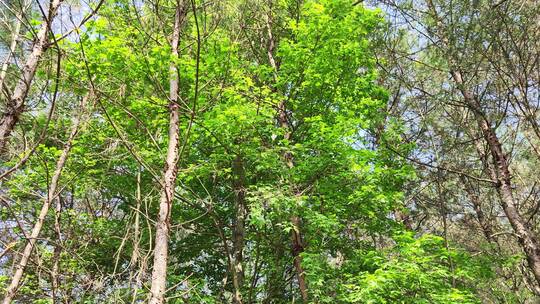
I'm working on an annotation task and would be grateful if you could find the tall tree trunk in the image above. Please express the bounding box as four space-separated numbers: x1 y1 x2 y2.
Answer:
278 99 308 302
130 169 143 304
480 118 540 289
2 93 87 304
148 3 186 303
451 70 540 292
0 0 63 153
423 0 540 291
265 5 309 299
51 195 63 303
290 215 308 302
0 0 32 96
231 154 246 304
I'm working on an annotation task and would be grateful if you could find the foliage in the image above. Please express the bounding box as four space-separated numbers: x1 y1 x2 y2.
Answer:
1 0 527 303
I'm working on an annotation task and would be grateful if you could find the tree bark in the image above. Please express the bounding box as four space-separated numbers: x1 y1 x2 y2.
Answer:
0 0 63 153
423 0 540 291
278 99 309 303
451 70 540 292
290 215 308 302
51 196 63 303
265 6 309 299
130 169 143 304
0 0 32 96
148 3 186 303
231 154 246 304
2 93 87 304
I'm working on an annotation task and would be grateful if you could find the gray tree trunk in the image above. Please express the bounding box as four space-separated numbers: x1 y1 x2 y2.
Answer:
148 3 186 303
231 154 246 304
2 93 88 303
0 0 63 153
0 0 32 95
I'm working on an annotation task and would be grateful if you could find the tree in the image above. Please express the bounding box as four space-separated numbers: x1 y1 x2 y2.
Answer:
374 0 540 299
0 0 516 302
0 0 63 152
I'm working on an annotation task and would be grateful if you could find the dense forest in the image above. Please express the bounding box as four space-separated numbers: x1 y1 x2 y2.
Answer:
1 0 539 302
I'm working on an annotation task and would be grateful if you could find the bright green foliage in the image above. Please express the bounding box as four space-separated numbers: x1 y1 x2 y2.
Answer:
343 233 488 303
0 0 496 303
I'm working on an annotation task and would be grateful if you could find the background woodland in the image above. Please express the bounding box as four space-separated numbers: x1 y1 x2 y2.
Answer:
1 0 540 303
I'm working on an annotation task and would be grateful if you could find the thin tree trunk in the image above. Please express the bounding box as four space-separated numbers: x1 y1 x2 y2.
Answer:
459 175 495 242
0 0 32 95
51 196 63 303
290 215 308 302
451 70 540 293
130 169 142 304
423 0 540 291
278 98 308 302
265 6 309 299
231 154 246 304
435 179 456 287
394 209 413 230
2 92 87 304
148 3 186 303
0 0 63 153
481 118 540 288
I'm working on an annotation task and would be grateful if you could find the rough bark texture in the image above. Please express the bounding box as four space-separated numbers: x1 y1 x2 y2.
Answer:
0 0 62 153
451 70 540 291
480 119 540 287
423 0 540 291
2 93 86 304
148 4 185 303
231 154 246 304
